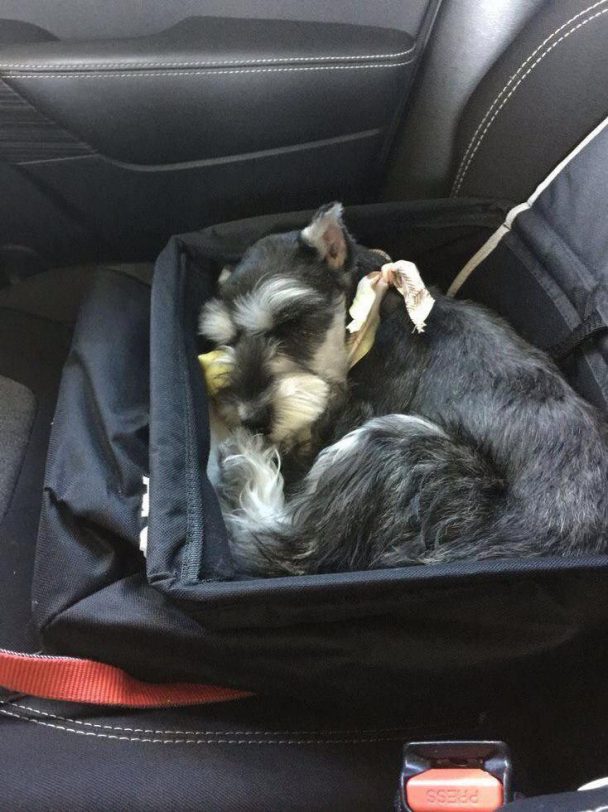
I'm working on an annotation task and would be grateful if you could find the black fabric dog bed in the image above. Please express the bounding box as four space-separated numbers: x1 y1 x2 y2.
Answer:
33 120 608 709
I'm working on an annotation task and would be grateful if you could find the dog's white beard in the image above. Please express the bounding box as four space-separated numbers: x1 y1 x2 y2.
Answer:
271 373 330 445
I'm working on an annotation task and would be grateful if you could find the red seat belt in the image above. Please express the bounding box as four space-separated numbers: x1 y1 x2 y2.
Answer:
0 648 251 707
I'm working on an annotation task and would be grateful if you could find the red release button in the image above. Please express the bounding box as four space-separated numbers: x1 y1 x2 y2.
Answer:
406 768 504 812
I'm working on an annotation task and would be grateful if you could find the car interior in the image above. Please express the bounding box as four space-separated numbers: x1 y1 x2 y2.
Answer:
1 1 608 809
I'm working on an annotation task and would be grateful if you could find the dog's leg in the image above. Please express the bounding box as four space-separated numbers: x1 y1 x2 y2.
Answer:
217 429 289 572
218 429 285 517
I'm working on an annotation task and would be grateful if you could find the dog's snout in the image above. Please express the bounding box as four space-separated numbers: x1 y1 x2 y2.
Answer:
239 404 272 435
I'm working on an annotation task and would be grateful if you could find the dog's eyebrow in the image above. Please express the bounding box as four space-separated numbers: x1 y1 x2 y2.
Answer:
233 278 323 333
198 298 237 344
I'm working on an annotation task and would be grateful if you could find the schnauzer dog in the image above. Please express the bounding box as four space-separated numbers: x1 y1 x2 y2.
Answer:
199 203 608 576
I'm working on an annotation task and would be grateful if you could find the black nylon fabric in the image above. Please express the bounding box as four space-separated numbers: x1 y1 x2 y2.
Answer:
34 271 150 630
0 700 409 812
32 197 608 710
3 659 608 809
148 239 233 585
459 120 608 413
458 233 608 413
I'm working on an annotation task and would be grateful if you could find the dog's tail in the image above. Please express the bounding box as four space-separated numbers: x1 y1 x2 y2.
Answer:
220 415 514 576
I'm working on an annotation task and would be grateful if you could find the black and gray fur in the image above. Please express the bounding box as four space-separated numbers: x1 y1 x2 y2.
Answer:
199 203 608 576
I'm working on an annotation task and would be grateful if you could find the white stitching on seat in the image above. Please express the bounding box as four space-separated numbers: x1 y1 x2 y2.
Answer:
6 702 408 737
451 0 608 194
0 43 416 71
451 0 608 196
452 0 608 193
0 708 404 745
0 60 413 80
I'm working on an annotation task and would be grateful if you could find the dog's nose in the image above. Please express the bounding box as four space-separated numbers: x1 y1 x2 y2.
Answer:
240 405 272 435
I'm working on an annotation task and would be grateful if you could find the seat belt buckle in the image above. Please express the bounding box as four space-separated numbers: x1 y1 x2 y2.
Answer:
399 740 512 812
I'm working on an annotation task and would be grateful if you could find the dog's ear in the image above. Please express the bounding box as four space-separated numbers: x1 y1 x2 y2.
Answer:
300 202 348 269
218 265 234 289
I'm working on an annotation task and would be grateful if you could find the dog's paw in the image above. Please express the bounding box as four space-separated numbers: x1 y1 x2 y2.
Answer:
217 428 268 471
217 429 259 508
217 429 284 516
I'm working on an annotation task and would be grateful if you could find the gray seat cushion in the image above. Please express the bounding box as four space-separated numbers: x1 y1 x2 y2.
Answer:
451 0 608 200
0 375 35 522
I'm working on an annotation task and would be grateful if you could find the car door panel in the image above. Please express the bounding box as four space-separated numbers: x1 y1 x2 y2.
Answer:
3 19 414 165
0 0 429 41
0 7 440 262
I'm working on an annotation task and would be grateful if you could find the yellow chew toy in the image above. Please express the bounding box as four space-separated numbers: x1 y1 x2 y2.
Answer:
198 348 235 397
